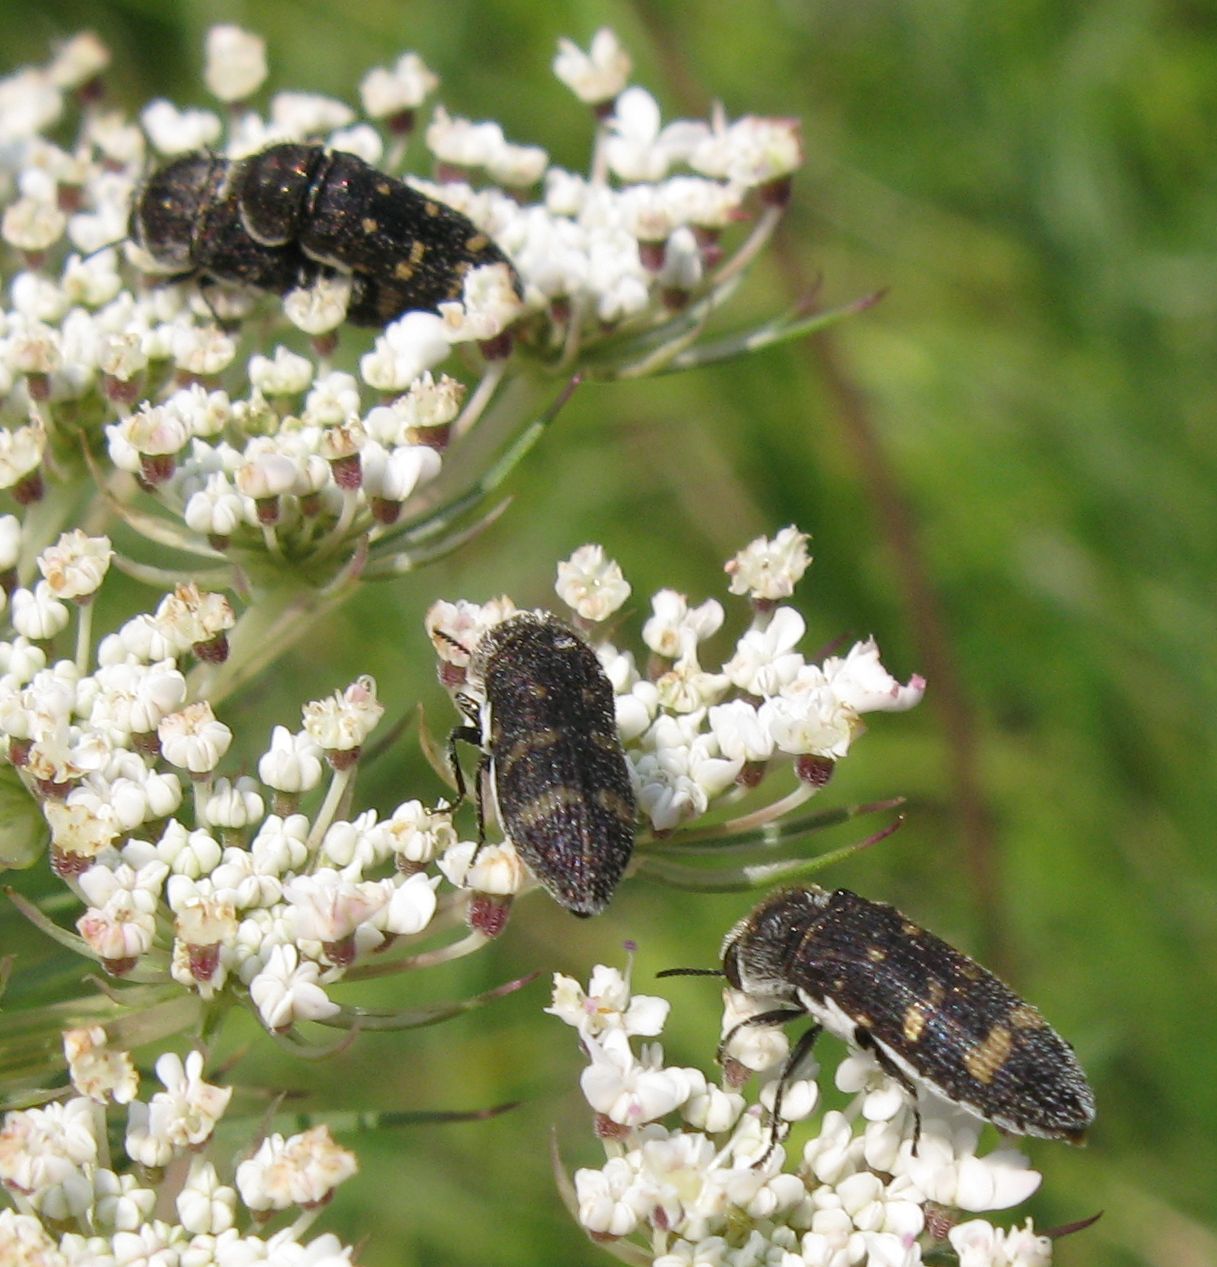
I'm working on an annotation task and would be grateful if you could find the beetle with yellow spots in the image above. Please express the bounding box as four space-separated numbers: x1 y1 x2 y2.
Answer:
663 884 1096 1159
443 611 637 918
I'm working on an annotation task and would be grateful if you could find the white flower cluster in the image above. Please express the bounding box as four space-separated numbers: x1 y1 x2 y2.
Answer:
0 525 478 1031
0 26 803 588
430 530 925 844
551 964 1058 1267
0 1037 357 1265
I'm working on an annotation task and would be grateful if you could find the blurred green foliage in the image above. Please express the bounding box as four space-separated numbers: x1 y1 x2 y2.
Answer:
1 1 1215 1263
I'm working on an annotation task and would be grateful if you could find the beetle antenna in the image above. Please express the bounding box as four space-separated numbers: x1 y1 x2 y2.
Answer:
656 967 723 979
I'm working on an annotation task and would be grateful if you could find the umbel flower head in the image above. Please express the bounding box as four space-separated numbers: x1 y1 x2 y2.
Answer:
0 1033 359 1263
550 959 1070 1267
0 23 832 620
0 524 918 1042
428 528 923 930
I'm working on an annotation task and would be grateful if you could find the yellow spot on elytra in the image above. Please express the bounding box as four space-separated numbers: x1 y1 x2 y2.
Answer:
496 731 560 777
410 240 427 264
900 920 920 936
593 788 635 821
375 181 391 196
1009 1004 1046 1030
362 217 379 234
424 201 441 217
512 784 584 828
963 1024 1013 1085
866 946 887 963
466 232 490 253
902 1001 931 1043
927 979 946 1006
393 262 415 281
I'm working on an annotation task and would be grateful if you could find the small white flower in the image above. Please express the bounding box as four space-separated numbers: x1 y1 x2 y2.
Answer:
950 1217 1052 1267
76 861 165 963
691 112 804 188
706 698 775 763
719 988 791 1073
0 1097 99 1203
236 1124 357 1211
0 1211 60 1263
547 964 670 1040
682 1082 746 1134
555 544 631 621
43 797 120 861
63 1025 139 1104
581 1030 694 1125
269 91 355 137
381 800 455 866
284 271 353 334
283 868 388 944
822 636 926 714
248 345 314 396
258 725 325 794
761 674 856 760
49 31 111 88
10 582 69 641
360 51 439 117
635 716 742 830
90 659 187 739
249 942 340 1030
438 839 525 897
158 701 232 774
725 527 812 601
722 606 806 696
605 88 695 182
361 441 442 504
301 675 383 754
376 871 440 936
250 813 311 875
425 106 504 169
0 418 46 489
124 1051 231 1167
897 1117 1042 1212
360 310 452 391
176 1157 237 1235
3 195 66 252
141 99 222 153
172 889 237 945
203 775 265 829
203 25 267 101
573 1157 644 1238
184 471 246 539
553 28 632 105
0 513 23 569
643 590 724 658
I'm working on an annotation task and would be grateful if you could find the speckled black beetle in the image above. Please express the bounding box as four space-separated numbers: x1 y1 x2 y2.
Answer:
444 612 637 917
129 143 518 326
663 885 1095 1157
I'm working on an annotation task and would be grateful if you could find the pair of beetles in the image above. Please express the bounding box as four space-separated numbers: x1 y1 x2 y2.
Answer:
447 611 1096 1155
131 145 1095 1153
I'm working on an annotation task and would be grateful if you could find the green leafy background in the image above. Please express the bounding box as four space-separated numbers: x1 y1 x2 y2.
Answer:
1 2 1214 1264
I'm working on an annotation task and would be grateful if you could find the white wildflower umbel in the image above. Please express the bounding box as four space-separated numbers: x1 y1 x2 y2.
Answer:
0 13 816 618
551 964 1075 1266
0 1038 361 1263
432 528 921 887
